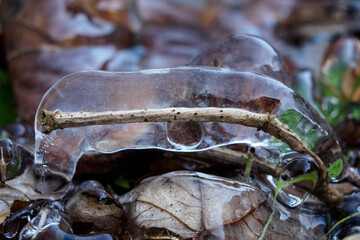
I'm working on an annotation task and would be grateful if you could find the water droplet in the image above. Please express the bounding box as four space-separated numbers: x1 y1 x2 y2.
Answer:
276 153 319 207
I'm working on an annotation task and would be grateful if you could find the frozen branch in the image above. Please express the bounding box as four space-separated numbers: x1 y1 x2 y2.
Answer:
39 108 325 175
39 107 344 205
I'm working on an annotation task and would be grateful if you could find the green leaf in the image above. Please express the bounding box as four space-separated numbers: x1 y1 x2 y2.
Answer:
287 171 318 187
320 101 347 126
323 62 347 92
344 152 351 162
352 106 360 121
319 62 360 126
0 70 16 127
8 160 20 178
280 110 324 150
274 171 318 206
326 159 344 179
114 177 132 189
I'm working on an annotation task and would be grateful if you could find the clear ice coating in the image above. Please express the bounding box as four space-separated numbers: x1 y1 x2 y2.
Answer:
187 34 291 86
0 138 63 207
18 201 115 240
34 66 343 188
262 153 319 208
0 138 33 183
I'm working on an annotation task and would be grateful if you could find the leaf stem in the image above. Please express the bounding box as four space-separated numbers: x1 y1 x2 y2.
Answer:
244 154 254 181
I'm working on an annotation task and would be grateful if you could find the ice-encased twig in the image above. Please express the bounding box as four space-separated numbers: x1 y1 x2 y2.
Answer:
40 107 328 182
35 67 344 205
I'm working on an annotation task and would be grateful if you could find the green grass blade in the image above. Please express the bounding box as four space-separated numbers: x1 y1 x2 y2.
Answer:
319 211 360 240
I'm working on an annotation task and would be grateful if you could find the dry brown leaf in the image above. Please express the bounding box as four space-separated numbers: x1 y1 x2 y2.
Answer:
119 171 324 240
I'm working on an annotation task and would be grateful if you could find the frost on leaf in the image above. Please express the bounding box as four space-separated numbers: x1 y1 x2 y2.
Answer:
34 66 343 186
118 171 324 240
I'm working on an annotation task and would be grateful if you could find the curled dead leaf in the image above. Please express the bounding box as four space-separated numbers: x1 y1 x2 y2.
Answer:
65 181 124 234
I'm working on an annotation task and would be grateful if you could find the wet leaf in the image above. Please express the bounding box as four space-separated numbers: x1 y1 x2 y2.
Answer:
118 171 325 239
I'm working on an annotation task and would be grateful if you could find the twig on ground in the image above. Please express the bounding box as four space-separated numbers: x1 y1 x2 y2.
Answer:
170 147 283 177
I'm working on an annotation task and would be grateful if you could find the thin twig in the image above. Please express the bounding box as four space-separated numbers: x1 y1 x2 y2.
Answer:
169 148 343 206
171 147 283 177
39 107 344 205
40 108 326 176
